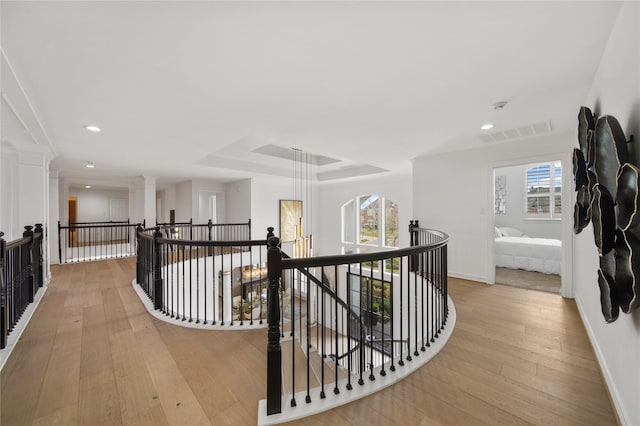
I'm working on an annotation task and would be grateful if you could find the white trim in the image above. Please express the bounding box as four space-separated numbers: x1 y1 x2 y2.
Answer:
449 271 488 284
574 295 629 425
131 279 268 331
488 151 573 298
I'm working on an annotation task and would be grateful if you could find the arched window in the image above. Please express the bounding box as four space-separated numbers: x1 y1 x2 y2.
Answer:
342 195 399 253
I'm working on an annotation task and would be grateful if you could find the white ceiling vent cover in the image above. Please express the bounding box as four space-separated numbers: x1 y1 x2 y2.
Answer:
478 121 552 143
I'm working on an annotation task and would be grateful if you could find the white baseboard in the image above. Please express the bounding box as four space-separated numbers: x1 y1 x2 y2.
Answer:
574 295 630 425
448 271 488 284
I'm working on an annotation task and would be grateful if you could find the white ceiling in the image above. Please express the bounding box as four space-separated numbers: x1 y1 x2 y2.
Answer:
0 1 622 185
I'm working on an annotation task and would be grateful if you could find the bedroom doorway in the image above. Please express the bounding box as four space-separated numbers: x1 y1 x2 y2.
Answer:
492 161 564 294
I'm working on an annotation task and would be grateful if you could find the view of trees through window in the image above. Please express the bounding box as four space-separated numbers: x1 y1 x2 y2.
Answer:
342 195 399 251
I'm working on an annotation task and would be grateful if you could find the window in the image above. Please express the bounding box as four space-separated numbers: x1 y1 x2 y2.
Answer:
526 161 562 219
342 195 399 252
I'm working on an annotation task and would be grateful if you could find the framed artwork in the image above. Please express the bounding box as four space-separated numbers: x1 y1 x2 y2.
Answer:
280 200 302 242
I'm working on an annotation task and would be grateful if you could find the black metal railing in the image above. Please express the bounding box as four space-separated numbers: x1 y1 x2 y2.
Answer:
1 225 44 349
265 222 449 416
136 220 268 326
156 219 251 241
58 219 144 263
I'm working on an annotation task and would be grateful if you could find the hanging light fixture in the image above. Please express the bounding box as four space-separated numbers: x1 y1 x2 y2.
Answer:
292 148 313 258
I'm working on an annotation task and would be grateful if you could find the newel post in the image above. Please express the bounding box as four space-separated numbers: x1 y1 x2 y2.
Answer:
0 232 7 349
34 224 44 288
136 224 143 285
409 220 419 272
23 226 35 303
266 227 282 415
207 219 213 256
57 221 62 264
152 227 163 310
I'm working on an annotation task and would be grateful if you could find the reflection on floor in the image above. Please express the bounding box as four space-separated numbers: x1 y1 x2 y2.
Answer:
495 267 561 294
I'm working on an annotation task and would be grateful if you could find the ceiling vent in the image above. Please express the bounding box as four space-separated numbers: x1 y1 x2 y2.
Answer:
252 144 340 166
478 120 552 143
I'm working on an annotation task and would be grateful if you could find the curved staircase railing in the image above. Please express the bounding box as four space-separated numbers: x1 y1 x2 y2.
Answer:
264 221 450 418
136 220 265 325
133 219 451 422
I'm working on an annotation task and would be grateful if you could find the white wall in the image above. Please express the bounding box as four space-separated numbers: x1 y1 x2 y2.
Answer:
18 151 48 230
192 179 226 224
67 187 129 222
317 173 412 256
175 180 192 222
226 178 252 227
413 131 573 283
576 3 640 425
0 141 19 240
494 163 562 239
250 176 305 241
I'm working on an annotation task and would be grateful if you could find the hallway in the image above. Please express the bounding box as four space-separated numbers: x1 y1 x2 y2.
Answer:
1 259 616 425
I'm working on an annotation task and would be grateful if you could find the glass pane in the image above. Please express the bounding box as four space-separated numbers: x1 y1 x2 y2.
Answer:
342 200 355 243
527 165 551 194
554 162 562 193
527 196 550 214
384 199 399 247
359 195 379 245
554 195 562 214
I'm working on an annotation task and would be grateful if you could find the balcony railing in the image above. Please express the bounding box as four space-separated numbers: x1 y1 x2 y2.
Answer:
1 225 44 349
58 220 143 263
132 219 451 422
156 218 251 241
136 220 263 326
263 221 450 420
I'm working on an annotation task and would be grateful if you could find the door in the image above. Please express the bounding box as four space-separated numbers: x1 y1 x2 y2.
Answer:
68 197 77 247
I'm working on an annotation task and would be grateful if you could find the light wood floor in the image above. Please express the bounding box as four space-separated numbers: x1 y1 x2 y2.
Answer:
1 258 617 425
495 267 562 294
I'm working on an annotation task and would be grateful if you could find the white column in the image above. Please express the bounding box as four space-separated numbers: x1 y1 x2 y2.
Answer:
0 141 19 240
143 176 156 227
17 149 48 228
49 171 60 267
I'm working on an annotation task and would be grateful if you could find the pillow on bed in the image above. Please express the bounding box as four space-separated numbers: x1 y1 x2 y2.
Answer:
494 226 502 237
499 227 526 237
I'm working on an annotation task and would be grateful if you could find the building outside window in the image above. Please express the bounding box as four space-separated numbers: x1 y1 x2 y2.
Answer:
526 161 562 219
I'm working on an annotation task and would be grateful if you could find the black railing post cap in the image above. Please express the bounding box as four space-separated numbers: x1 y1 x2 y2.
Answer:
24 225 34 232
267 235 280 248
0 231 4 238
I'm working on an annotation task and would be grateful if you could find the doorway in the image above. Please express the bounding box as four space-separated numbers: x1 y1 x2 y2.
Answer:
68 196 77 247
492 161 564 294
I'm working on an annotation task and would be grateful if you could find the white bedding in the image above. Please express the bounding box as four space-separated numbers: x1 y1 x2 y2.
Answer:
495 236 561 275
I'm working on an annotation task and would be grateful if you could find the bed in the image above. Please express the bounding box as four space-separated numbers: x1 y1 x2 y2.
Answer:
494 227 562 275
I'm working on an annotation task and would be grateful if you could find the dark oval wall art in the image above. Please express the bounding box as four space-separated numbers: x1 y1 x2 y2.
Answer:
573 106 638 323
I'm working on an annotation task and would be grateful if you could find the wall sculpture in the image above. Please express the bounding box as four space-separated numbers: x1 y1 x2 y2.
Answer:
573 106 638 323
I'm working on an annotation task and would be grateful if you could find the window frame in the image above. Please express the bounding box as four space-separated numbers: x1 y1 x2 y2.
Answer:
524 161 562 220
341 195 399 252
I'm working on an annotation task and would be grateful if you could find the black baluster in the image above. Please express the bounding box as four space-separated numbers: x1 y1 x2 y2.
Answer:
0 232 7 349
153 227 163 310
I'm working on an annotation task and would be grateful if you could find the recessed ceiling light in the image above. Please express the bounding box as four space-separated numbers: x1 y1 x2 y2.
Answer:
84 185 92 189
83 124 101 132
481 123 494 130
85 161 95 168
